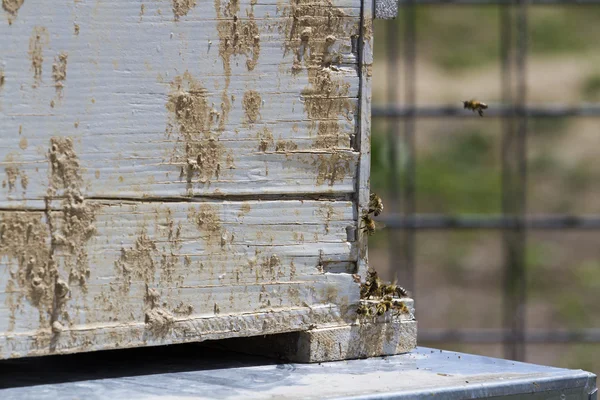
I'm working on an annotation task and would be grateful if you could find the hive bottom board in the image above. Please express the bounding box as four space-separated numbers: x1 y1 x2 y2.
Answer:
0 304 417 362
0 346 595 399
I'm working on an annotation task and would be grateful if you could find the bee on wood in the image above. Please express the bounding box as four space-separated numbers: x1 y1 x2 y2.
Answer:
392 302 410 317
375 296 394 316
462 99 488 117
357 303 373 317
361 268 378 298
361 275 382 299
368 193 384 216
366 268 378 281
375 301 389 316
361 213 376 236
361 213 384 236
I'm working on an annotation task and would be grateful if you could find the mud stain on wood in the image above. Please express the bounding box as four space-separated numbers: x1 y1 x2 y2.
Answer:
188 203 225 249
47 137 97 289
278 0 355 149
316 203 337 234
166 71 228 192
144 286 174 337
114 231 157 295
172 0 196 20
3 153 28 194
215 0 261 131
275 140 298 152
99 209 185 326
314 152 352 186
2 0 24 24
261 254 282 281
302 68 354 149
243 90 261 124
0 212 53 331
1 138 95 336
238 203 251 217
52 52 68 99
28 26 49 88
257 127 273 152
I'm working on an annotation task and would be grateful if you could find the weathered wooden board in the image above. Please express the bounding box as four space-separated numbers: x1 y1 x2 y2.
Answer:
0 200 359 357
356 0 373 277
0 0 363 205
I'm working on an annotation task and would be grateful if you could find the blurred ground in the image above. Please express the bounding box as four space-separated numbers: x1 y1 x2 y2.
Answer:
370 4 600 377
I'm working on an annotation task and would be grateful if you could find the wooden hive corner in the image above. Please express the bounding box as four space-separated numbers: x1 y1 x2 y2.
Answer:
206 298 417 363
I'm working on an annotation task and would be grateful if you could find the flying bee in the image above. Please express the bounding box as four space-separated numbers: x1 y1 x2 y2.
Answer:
361 213 385 236
462 99 488 117
368 193 384 216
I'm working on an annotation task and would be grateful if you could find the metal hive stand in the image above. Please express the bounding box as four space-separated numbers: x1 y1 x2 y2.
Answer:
0 345 596 399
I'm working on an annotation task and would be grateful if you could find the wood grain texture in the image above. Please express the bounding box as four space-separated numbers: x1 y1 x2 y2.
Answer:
0 200 359 357
0 0 362 205
221 318 418 362
356 0 373 279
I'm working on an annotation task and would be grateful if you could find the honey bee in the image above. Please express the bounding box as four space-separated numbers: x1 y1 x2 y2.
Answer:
462 99 488 117
368 193 384 216
361 213 384 236
375 302 387 316
357 303 373 317
361 275 382 299
366 268 378 281
376 296 394 316
387 283 408 298
392 302 410 317
361 213 376 235
381 281 409 299
361 268 378 298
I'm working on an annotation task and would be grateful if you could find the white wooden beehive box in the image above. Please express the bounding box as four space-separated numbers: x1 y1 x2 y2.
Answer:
0 0 415 361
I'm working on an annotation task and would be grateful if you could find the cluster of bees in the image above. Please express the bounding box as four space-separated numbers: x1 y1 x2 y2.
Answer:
356 269 410 318
361 193 384 236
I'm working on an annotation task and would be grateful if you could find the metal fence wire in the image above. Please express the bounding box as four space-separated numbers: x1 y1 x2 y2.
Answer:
373 0 600 362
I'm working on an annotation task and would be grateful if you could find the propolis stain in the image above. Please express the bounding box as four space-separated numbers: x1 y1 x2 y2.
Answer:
28 26 49 87
172 0 196 20
166 72 227 190
2 0 24 24
278 0 355 150
243 90 262 124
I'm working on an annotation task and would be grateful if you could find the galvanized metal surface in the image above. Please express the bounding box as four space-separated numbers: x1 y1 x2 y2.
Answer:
0 346 596 399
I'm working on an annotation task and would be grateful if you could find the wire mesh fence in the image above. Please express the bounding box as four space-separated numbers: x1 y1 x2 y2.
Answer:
374 0 600 362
